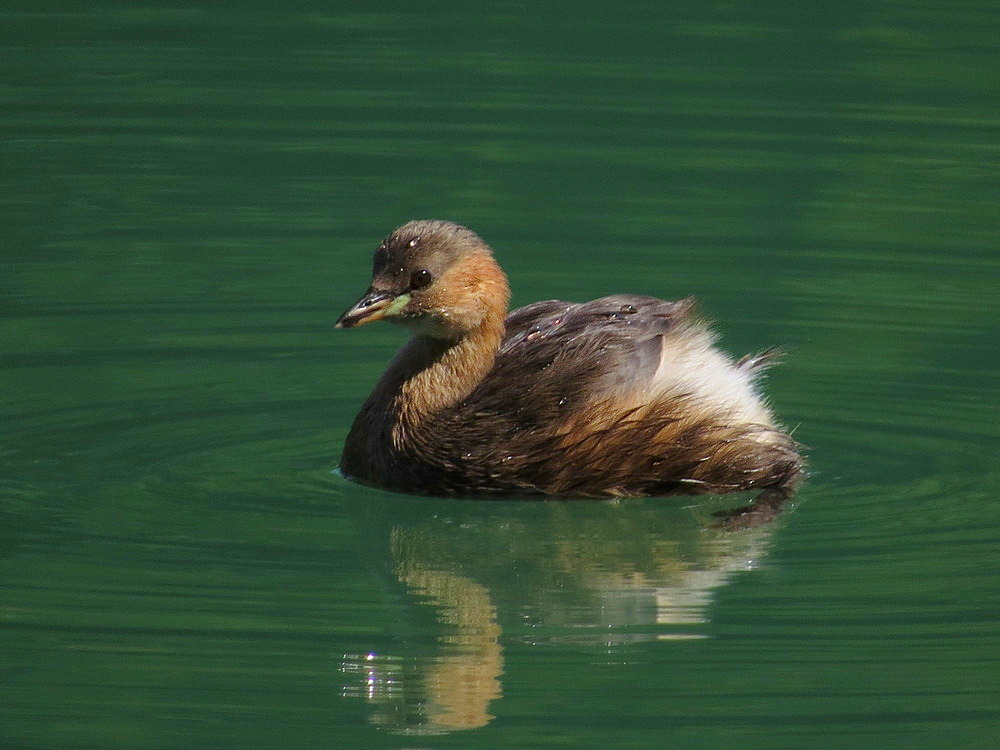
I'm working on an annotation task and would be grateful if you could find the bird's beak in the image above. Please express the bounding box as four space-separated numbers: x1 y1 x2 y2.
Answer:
336 289 412 329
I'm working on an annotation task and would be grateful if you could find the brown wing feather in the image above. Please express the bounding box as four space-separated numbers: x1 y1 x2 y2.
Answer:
398 295 801 497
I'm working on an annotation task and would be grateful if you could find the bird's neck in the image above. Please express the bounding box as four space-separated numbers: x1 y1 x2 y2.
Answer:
375 311 506 439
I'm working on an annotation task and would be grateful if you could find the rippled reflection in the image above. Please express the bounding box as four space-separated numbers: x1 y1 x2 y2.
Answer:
340 494 778 733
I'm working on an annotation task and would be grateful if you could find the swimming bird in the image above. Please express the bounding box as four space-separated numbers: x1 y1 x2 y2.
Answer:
337 220 803 500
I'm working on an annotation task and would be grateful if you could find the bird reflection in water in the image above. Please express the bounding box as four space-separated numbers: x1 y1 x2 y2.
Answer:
339 493 782 734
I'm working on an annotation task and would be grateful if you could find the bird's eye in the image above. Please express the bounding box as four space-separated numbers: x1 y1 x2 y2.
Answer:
410 269 433 290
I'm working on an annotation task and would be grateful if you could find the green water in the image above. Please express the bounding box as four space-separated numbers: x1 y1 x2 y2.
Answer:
3 2 999 747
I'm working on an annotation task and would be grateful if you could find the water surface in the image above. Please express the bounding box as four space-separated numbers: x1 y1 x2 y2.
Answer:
2 2 999 748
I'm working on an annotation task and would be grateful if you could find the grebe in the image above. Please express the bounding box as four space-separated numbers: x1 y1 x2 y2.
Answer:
337 220 802 500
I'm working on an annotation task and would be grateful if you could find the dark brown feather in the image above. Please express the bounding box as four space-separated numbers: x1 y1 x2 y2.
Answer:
344 294 801 497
